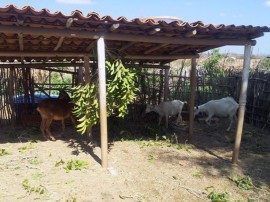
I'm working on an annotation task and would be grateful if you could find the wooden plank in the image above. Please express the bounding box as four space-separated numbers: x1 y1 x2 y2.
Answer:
169 46 189 55
119 42 136 52
124 64 170 69
54 18 74 51
184 29 197 38
125 54 199 60
85 41 96 52
18 33 24 51
33 83 50 97
0 25 257 46
148 28 160 35
0 52 92 57
54 37 65 51
144 43 169 54
109 23 120 32
0 62 82 70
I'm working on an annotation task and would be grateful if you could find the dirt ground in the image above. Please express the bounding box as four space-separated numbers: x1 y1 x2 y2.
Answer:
0 118 269 202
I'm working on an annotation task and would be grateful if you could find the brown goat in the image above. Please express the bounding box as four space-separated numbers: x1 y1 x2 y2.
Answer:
37 90 76 141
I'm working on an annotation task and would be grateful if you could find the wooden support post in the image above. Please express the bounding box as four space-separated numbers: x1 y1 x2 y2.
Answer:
49 70 51 95
84 56 90 84
8 68 15 126
78 66 83 84
158 69 164 103
84 56 93 143
232 44 252 164
188 57 197 141
97 37 108 168
72 66 76 87
164 68 169 101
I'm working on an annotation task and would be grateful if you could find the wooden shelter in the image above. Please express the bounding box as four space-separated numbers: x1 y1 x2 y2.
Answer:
0 5 269 167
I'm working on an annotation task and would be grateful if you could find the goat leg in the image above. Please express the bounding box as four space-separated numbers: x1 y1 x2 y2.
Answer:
44 118 56 141
165 115 169 129
40 119 50 140
226 117 234 132
176 114 182 125
205 117 212 126
61 119 66 138
158 116 162 126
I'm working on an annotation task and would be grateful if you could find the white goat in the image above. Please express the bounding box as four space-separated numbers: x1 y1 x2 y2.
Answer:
194 97 239 131
145 100 186 128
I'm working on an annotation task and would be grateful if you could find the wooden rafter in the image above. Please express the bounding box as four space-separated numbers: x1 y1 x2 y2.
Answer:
18 33 24 51
54 18 73 51
169 46 190 55
144 43 169 54
16 14 24 52
184 29 197 38
119 42 137 52
148 28 161 35
124 64 170 69
109 23 120 32
85 41 96 52
125 54 199 60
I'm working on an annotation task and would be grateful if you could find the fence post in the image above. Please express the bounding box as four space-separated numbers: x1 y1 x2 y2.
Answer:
164 68 169 101
188 57 197 140
232 44 252 164
159 69 164 103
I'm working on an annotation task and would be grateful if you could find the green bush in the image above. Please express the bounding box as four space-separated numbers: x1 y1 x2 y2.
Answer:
71 60 138 134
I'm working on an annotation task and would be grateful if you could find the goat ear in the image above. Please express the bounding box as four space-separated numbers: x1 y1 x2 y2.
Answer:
196 106 199 110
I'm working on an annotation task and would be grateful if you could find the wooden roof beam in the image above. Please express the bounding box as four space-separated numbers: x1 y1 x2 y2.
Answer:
0 51 92 58
148 28 161 35
169 46 189 54
249 32 264 39
85 41 96 52
0 25 257 46
119 42 137 52
125 64 170 69
184 29 197 38
18 32 24 51
54 18 74 51
16 14 24 52
125 54 199 60
195 45 222 53
144 43 169 54
16 14 24 26
0 62 83 69
109 23 120 32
